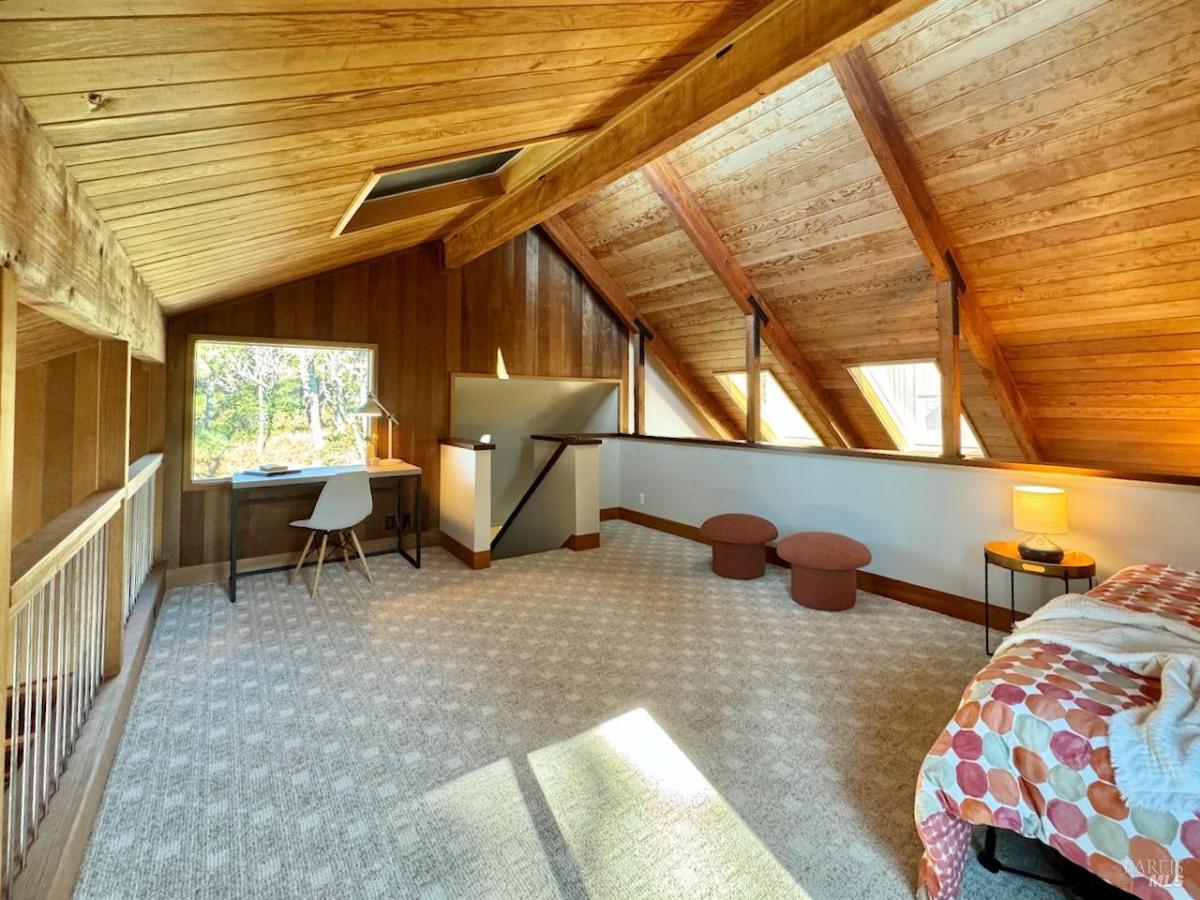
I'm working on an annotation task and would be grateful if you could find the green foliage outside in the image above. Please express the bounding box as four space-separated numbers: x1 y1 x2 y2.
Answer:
192 340 372 479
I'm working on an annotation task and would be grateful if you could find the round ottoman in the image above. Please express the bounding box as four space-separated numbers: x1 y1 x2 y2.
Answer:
699 514 778 579
777 532 872 611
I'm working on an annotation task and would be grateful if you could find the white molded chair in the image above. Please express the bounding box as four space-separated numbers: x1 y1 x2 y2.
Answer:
289 471 374 597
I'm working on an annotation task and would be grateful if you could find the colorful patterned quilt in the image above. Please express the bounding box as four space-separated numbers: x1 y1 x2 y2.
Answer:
915 564 1200 899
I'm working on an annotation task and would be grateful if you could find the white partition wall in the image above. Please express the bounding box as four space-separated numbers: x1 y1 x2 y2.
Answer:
614 438 1200 614
439 442 493 568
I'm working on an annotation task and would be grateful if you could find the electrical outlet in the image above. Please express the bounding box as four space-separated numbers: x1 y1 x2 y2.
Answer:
385 515 397 530
638 492 646 506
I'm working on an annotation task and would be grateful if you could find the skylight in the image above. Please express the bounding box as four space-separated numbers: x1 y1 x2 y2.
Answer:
367 148 522 202
715 370 822 445
849 361 984 456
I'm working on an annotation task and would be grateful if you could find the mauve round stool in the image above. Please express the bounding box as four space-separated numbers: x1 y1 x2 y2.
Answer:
699 514 778 579
777 532 872 611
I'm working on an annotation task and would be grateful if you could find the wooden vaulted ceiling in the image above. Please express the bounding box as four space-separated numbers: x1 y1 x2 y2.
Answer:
554 0 1200 472
3 0 1200 474
0 0 773 311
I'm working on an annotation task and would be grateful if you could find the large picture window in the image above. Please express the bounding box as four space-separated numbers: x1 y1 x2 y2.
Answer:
190 337 375 481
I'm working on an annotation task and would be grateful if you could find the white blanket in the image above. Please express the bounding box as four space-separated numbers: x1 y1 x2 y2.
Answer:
995 594 1200 817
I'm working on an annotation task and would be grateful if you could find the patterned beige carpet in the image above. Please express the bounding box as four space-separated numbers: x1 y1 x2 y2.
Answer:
75 521 1069 899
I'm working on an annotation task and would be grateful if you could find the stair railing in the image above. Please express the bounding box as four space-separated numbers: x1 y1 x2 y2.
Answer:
491 438 571 551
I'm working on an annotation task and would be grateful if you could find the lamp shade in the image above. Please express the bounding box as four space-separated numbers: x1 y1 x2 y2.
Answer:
1012 485 1067 535
354 397 383 417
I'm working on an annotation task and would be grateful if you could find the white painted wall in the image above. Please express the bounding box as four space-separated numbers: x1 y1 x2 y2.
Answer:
439 444 492 553
645 355 718 439
615 438 1200 613
599 440 620 510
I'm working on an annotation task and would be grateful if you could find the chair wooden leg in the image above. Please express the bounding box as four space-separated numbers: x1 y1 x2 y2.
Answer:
311 533 329 599
349 529 373 583
290 531 315 583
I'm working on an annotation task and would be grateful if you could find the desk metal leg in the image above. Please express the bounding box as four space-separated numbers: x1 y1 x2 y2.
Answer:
397 474 421 570
228 490 239 603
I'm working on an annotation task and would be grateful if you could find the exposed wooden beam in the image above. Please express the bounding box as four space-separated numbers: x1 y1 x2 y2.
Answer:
633 326 648 435
830 45 1043 461
745 312 762 443
443 0 936 268
539 214 742 440
0 71 164 361
640 157 859 448
937 279 961 459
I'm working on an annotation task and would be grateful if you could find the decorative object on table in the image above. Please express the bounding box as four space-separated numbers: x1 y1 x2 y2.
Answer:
776 531 872 611
245 464 300 477
699 514 777 579
1012 484 1068 563
288 471 375 599
355 392 404 467
982 540 1095 653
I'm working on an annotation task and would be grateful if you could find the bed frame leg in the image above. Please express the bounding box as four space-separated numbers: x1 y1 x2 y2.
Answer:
976 826 1070 887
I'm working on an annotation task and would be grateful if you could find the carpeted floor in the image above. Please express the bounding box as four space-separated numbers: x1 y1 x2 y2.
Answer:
76 521 1071 899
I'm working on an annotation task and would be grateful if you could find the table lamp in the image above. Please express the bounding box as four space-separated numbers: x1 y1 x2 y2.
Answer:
355 393 403 467
1012 485 1067 563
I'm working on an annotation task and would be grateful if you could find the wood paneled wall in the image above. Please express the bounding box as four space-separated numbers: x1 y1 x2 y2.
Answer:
163 233 627 570
13 343 101 545
128 356 165 462
460 229 626 379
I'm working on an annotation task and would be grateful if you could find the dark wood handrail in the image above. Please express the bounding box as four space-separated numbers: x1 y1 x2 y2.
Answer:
439 437 497 451
491 439 571 551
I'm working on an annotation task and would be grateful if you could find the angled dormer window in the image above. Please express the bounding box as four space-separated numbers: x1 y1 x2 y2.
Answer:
849 360 984 456
715 370 822 446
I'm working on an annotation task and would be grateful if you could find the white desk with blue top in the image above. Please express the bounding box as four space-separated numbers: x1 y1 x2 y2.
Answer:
227 461 421 602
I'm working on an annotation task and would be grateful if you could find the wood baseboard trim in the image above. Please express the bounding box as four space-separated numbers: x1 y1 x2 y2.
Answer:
617 507 707 543
599 507 620 521
612 508 997 628
439 531 490 569
13 566 166 900
165 532 434 588
856 571 1016 631
562 532 600 551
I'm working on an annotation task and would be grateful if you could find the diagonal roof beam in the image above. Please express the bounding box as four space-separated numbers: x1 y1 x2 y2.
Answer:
830 46 1043 461
539 214 743 440
641 158 860 448
442 0 938 268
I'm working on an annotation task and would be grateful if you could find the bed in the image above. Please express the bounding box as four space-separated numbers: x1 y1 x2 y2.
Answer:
915 564 1200 899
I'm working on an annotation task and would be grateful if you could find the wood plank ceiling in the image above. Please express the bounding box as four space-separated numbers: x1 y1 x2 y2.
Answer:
0 0 770 311
560 26 1022 457
560 0 1200 470
862 0 1200 472
3 0 1200 474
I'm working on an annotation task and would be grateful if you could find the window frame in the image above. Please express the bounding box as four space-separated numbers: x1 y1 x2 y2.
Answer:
847 357 988 457
713 368 824 447
184 334 379 490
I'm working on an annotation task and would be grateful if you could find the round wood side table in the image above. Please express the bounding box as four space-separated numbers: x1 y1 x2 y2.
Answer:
983 541 1096 654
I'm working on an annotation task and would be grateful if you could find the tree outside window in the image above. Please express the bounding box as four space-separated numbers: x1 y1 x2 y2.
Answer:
191 338 374 480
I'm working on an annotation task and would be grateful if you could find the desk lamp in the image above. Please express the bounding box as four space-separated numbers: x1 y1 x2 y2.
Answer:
355 393 402 467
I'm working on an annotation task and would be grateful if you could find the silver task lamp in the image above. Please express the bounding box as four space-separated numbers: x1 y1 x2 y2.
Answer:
355 393 402 466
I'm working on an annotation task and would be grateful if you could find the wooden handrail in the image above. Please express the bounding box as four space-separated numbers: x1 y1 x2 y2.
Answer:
127 451 163 494
491 439 571 551
438 437 497 451
10 488 122 609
